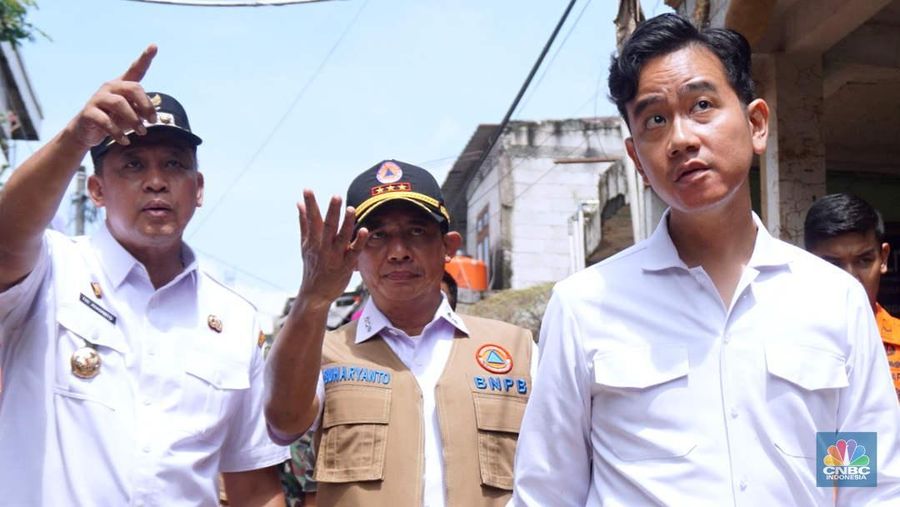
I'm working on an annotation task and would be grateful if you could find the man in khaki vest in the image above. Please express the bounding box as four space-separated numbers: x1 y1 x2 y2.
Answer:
265 160 535 506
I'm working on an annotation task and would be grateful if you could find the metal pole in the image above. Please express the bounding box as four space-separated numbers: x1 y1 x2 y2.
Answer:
75 166 86 235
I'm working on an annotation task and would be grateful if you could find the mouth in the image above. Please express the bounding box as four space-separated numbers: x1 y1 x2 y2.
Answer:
142 200 173 216
675 161 711 183
384 271 419 281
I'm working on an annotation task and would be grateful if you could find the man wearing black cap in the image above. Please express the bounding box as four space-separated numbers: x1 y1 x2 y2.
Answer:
0 46 287 505
265 160 536 506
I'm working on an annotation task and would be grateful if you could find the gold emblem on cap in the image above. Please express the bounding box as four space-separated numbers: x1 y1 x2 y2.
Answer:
71 345 101 379
150 94 162 107
90 281 103 299
208 314 223 333
158 112 174 125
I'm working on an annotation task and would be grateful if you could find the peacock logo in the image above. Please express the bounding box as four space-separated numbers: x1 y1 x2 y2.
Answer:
823 439 869 467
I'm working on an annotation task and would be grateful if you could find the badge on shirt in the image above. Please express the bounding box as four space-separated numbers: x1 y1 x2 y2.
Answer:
258 331 267 348
208 314 223 333
71 343 101 379
476 344 513 374
79 293 116 324
90 281 103 299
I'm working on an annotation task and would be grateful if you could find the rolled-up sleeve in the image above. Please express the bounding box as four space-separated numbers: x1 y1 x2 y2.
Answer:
512 287 593 506
0 234 51 348
220 321 291 473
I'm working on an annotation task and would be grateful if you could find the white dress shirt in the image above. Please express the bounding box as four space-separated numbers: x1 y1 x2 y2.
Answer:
0 225 288 506
315 297 538 507
512 213 900 506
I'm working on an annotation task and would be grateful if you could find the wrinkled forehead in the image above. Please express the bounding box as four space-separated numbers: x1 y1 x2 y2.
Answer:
361 200 439 230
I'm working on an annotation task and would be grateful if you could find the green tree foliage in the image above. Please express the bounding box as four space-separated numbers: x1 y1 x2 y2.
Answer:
0 0 43 46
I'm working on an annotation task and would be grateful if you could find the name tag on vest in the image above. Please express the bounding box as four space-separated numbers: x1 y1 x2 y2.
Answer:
324 365 392 386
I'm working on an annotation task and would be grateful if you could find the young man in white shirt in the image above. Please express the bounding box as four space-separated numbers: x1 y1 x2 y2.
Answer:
513 13 900 506
0 46 287 505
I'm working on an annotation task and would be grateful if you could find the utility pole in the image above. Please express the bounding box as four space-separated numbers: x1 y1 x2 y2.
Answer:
74 166 86 235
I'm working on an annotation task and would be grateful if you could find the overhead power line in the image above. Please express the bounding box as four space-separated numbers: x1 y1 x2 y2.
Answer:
447 0 580 212
125 0 343 6
188 0 370 239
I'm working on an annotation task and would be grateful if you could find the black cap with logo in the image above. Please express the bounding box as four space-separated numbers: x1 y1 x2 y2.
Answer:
347 159 451 232
89 92 203 162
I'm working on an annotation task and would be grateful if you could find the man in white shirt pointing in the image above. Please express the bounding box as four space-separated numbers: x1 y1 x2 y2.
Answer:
0 46 287 505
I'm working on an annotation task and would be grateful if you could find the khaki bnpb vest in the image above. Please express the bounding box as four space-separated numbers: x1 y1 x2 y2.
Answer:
313 315 533 507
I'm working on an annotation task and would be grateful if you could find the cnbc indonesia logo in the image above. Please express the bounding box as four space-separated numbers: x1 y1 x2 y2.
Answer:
823 439 870 478
817 433 877 487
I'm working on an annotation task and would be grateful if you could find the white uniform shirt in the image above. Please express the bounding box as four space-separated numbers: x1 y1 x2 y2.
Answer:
512 213 900 506
0 225 288 506
314 298 537 507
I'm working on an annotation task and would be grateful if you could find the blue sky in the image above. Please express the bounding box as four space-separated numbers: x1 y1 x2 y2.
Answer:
15 0 670 317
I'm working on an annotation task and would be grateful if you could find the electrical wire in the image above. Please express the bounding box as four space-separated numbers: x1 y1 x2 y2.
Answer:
188 0 370 239
125 0 342 6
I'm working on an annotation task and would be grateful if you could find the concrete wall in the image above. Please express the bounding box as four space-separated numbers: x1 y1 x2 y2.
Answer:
500 119 625 289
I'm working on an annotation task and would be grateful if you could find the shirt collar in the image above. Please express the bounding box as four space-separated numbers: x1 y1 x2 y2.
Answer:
354 294 469 344
642 210 794 272
89 222 199 289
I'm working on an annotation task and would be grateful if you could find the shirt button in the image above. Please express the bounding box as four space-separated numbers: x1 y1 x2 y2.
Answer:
730 407 738 419
143 398 152 406
142 445 151 453
723 333 731 344
739 479 748 490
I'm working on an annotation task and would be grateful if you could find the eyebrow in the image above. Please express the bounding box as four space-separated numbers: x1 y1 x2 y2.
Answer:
679 79 718 96
631 94 664 120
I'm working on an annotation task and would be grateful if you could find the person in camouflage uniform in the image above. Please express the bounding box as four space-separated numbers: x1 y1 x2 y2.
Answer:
279 430 318 506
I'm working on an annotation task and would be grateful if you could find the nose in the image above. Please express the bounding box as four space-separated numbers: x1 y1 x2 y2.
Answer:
667 115 700 158
143 165 169 193
386 235 411 263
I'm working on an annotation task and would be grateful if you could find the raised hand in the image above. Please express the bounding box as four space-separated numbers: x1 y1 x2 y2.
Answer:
296 189 369 307
67 44 160 150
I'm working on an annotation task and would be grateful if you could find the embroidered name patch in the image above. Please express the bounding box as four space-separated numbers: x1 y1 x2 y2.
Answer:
323 365 392 386
476 344 513 374
79 293 116 324
474 375 528 394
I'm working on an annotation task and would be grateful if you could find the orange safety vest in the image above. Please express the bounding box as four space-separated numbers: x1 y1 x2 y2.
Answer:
875 303 900 401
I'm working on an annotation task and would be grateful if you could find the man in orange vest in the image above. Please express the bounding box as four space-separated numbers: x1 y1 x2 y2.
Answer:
805 193 900 401
265 160 535 506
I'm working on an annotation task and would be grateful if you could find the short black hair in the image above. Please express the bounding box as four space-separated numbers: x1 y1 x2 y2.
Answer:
804 193 885 250
608 13 756 124
441 271 458 310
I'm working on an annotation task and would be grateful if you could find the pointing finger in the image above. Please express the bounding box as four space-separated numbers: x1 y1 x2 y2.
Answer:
121 44 158 83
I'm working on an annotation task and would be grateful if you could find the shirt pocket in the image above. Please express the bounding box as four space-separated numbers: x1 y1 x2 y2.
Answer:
53 303 128 412
766 343 847 459
473 392 526 490
314 383 391 483
592 345 697 461
180 350 251 441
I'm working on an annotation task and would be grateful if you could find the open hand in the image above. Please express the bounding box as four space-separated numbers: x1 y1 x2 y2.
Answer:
296 189 369 307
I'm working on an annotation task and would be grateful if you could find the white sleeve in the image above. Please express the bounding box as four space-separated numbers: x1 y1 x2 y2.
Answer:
219 320 291 473
836 285 900 505
0 234 51 347
512 287 593 506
